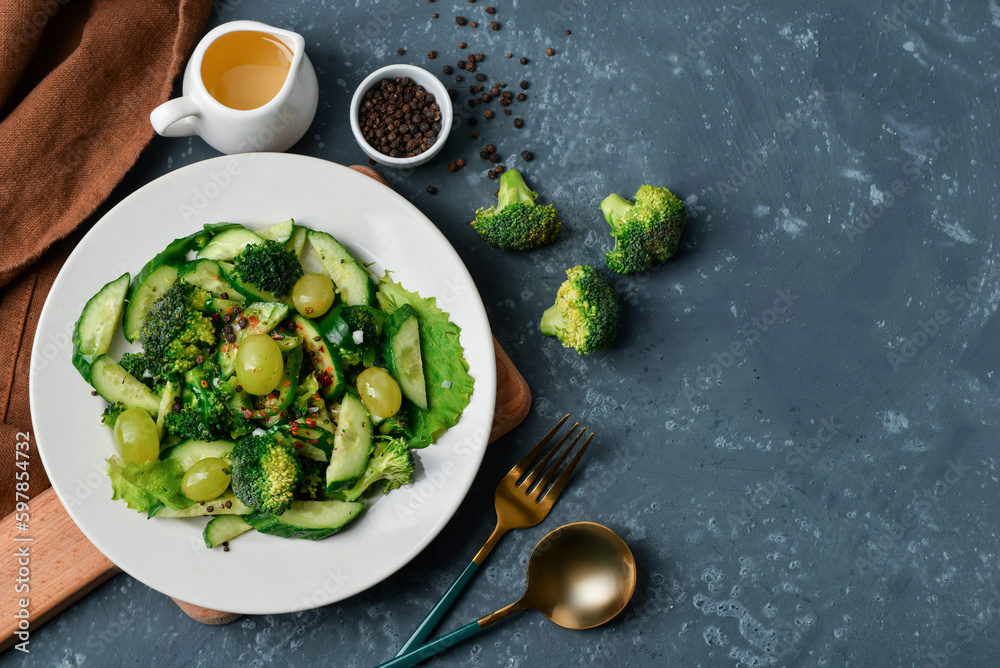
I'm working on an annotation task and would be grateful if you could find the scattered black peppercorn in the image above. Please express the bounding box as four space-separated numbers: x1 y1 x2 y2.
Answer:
513 118 524 128
480 93 491 102
495 164 505 174
484 109 495 119
456 158 466 167
470 21 478 28
467 53 476 62
455 75 464 82
397 48 405 55
471 130 479 138
432 13 439 18
368 157 376 165
90 390 97 396
565 29 571 35
448 162 458 172
487 6 497 14
494 189 500 197
475 73 487 82
222 544 230 552
459 42 467 49
448 88 457 98
443 65 453 74
490 21 500 30
519 80 528 89
488 169 497 179
503 108 511 115
486 144 495 152
219 292 229 300
490 87 500 96
519 56 528 64
479 149 490 159
428 50 437 58
468 116 478 126
489 152 501 163
456 16 467 25
474 53 484 62
427 186 438 194
506 52 513 58
516 92 526 101
464 61 475 72
545 47 555 56
520 150 532 161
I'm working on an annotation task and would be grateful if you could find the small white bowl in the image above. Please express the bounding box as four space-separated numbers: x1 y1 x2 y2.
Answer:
350 64 453 168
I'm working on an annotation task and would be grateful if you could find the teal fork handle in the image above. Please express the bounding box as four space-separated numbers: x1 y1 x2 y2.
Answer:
395 560 479 657
378 620 482 668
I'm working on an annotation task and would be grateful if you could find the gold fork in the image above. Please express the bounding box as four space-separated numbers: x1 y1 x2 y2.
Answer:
394 414 594 657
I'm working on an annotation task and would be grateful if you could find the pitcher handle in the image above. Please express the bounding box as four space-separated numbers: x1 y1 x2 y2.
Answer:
150 97 201 137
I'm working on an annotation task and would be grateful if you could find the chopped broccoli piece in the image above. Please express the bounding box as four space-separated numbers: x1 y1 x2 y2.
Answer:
601 185 686 274
471 169 561 250
119 352 158 390
230 433 303 514
232 239 303 298
163 405 218 441
540 265 620 354
338 437 414 502
139 282 216 379
340 305 384 366
295 457 329 501
101 402 127 427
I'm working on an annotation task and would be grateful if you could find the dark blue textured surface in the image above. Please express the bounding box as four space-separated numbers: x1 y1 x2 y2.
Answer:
10 1 1000 666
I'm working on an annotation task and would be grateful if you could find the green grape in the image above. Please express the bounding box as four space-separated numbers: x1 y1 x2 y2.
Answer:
291 273 336 318
235 334 284 395
113 408 159 465
357 367 402 418
181 457 231 501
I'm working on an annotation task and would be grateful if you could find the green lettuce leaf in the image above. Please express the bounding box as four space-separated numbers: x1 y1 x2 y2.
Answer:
376 276 475 448
107 456 195 514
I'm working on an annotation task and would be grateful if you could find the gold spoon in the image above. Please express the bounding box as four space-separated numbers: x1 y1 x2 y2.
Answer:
376 522 637 668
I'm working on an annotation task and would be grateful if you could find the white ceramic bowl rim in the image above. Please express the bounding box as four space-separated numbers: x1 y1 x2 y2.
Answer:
349 64 453 166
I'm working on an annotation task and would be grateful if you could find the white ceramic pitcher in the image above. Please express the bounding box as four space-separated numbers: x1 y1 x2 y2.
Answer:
150 20 318 154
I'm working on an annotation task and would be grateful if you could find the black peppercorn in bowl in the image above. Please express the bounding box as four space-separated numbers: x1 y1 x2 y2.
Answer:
350 64 453 168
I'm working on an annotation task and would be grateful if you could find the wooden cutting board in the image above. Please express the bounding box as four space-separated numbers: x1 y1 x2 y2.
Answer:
0 166 532 648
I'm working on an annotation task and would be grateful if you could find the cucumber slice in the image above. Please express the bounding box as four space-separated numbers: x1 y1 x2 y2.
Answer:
205 297 243 315
285 225 307 260
204 515 253 548
257 219 295 243
178 259 241 298
72 272 130 379
123 264 178 342
315 305 357 351
246 499 364 540
384 305 428 409
292 315 345 399
89 355 161 415
307 230 374 306
196 227 264 261
161 439 235 470
150 490 250 518
218 261 283 304
326 393 373 491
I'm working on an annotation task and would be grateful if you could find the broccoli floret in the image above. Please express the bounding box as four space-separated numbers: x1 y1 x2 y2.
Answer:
295 457 329 501
182 361 232 439
140 282 216 379
340 305 384 366
540 265 620 354
101 402 127 427
471 169 561 250
230 433 303 514
601 184 687 274
163 405 218 441
338 438 414 502
232 240 303 298
119 352 158 390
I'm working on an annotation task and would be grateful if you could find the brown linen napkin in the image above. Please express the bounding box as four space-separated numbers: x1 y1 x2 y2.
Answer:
0 0 214 516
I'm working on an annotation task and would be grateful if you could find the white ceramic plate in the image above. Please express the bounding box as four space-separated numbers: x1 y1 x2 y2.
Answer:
30 153 496 614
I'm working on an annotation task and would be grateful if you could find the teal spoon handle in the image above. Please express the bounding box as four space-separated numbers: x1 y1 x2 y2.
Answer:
394 560 479 657
378 620 482 668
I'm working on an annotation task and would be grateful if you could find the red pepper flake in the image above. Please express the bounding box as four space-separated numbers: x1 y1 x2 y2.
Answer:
306 418 317 427
242 408 253 418
248 315 259 326
221 344 228 352
283 380 291 387
310 439 319 444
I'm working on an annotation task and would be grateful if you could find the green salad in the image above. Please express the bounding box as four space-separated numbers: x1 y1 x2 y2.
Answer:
71 219 474 547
